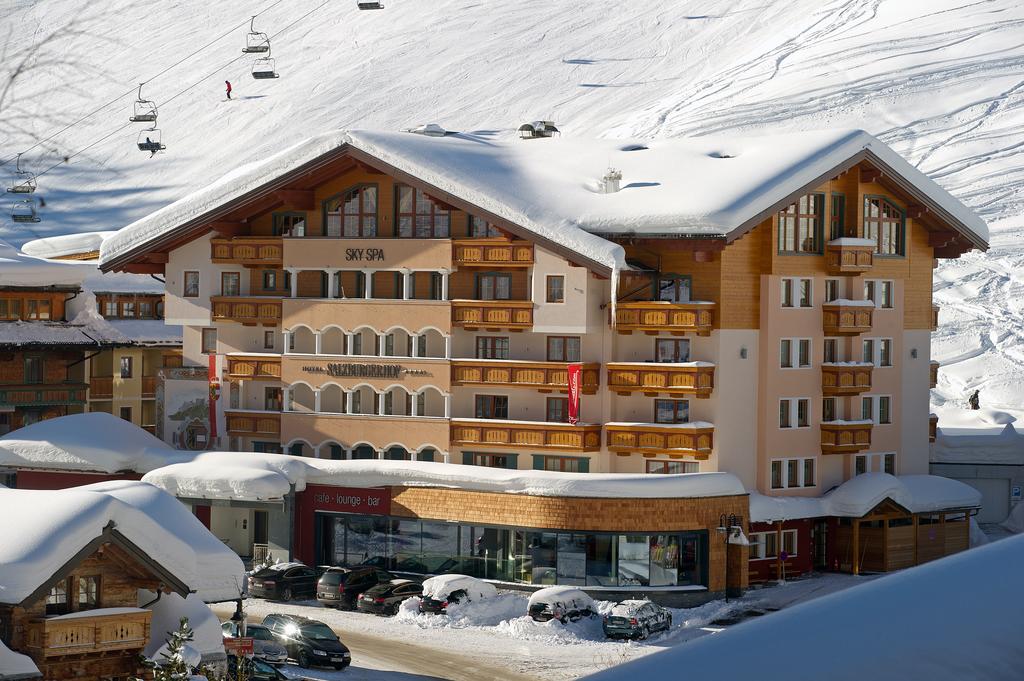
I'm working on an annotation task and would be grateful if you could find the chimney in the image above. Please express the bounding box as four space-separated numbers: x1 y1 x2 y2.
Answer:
601 168 623 194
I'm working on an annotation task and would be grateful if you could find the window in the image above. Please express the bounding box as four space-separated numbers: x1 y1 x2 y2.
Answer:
476 336 509 359
546 275 565 303
274 212 306 237
46 580 70 615
262 270 278 291
823 338 838 363
655 338 690 363
855 452 897 476
656 274 691 303
119 406 132 421
824 279 840 303
138 301 153 318
184 271 200 298
780 338 811 368
863 338 893 367
864 280 894 308
546 336 581 362
24 356 42 384
822 397 837 422
120 356 133 379
770 457 816 489
326 185 377 237
122 301 135 318
477 273 511 300
863 197 904 256
749 532 778 560
201 328 217 354
26 299 50 319
396 184 450 237
861 395 893 425
655 398 689 424
77 576 99 610
781 278 812 308
534 455 588 473
777 194 824 253
781 529 798 557
469 215 501 238
467 452 516 468
546 397 569 423
103 300 117 317
646 460 699 474
0 298 22 319
264 330 275 350
474 395 508 419
830 193 846 240
779 398 810 428
884 452 896 474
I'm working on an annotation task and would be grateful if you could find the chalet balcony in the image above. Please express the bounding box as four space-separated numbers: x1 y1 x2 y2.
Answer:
451 360 599 393
25 609 151 658
226 353 282 381
613 301 714 336
606 362 715 398
452 239 534 268
89 377 113 399
211 296 282 326
142 375 157 397
822 301 873 336
450 418 601 453
821 363 873 396
825 238 874 275
451 300 533 331
932 304 940 331
930 413 938 443
820 421 873 455
0 383 87 407
605 422 714 459
211 236 283 266
225 409 281 437
930 360 939 389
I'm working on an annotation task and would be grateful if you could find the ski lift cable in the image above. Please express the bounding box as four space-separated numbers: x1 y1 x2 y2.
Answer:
1 0 289 168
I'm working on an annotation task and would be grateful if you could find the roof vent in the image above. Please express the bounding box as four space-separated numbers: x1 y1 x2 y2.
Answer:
518 121 560 139
406 123 449 137
708 150 736 159
620 144 648 152
600 168 623 194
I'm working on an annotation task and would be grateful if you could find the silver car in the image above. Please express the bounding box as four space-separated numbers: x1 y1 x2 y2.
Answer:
221 621 288 665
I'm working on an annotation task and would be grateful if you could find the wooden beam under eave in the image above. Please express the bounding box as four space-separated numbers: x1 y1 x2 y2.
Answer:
934 245 965 259
275 189 315 210
124 263 165 274
860 166 883 183
928 231 958 248
145 252 169 264
907 204 928 219
210 221 247 237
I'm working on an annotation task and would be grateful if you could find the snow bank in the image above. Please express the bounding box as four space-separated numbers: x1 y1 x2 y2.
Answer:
421 574 497 602
0 640 39 680
585 534 1024 681
1002 503 1024 534
143 592 225 660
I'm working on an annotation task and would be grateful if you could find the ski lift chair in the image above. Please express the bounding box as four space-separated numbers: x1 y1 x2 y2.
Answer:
137 128 166 153
251 57 279 79
357 1 384 9
242 17 271 53
11 198 40 223
6 154 37 193
129 84 158 123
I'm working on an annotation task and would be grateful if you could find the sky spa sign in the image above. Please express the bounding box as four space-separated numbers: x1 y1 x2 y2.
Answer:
305 485 391 515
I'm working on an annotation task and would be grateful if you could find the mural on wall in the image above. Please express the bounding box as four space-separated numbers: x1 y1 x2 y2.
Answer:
159 366 211 450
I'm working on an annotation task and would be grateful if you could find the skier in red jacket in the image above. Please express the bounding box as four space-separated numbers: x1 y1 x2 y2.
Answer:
225 80 232 100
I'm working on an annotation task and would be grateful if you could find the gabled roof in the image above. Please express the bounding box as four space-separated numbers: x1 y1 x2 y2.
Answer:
99 128 988 274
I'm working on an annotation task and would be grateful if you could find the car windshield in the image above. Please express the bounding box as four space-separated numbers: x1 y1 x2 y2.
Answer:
319 572 344 585
251 658 276 674
248 627 273 641
301 624 337 641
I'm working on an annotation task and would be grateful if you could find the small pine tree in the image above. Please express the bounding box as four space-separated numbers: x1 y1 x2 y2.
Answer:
134 617 199 681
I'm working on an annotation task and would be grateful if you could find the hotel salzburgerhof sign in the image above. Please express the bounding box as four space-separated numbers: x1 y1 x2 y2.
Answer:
301 363 431 379
305 484 391 515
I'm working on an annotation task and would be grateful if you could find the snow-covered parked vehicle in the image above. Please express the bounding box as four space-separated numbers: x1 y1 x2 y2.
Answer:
527 586 595 623
418 574 498 614
602 600 672 640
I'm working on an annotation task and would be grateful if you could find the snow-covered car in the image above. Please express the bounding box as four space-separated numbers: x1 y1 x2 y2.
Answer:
418 574 498 614
602 600 672 640
221 622 288 664
527 586 595 623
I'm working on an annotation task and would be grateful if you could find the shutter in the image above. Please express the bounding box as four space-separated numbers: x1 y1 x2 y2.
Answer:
463 452 475 465
578 457 590 473
532 455 545 470
505 454 519 469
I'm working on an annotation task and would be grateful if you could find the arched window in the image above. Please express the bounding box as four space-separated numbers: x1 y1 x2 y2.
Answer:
862 197 904 256
325 185 377 237
396 185 450 238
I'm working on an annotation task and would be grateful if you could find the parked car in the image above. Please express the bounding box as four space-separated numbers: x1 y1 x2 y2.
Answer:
602 600 673 640
419 574 498 614
248 562 318 601
262 613 351 669
357 579 424 615
227 654 290 681
317 566 395 609
527 586 595 623
221 622 288 665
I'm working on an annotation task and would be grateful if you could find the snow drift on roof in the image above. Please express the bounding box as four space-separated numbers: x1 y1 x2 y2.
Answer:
21 231 117 259
0 481 244 604
0 239 85 287
143 592 224 660
584 534 1024 681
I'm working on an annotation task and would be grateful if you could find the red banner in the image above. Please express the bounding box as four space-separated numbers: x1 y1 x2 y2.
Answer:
567 363 581 425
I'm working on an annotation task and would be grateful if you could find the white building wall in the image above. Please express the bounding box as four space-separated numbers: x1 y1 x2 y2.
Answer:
901 329 933 475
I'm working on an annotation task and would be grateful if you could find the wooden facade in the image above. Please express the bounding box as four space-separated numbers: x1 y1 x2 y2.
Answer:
451 360 599 393
449 419 602 452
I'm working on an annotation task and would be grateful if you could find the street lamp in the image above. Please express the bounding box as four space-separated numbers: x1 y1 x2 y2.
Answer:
716 513 744 603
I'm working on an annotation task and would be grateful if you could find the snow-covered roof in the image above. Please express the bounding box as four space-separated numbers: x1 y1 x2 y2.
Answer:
105 319 182 345
585 534 1024 681
0 239 84 287
931 422 1024 465
750 473 982 523
0 320 123 347
21 231 117 259
0 641 39 680
0 481 244 604
99 128 988 273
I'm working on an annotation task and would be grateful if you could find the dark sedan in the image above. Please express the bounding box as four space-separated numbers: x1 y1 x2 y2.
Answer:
316 566 394 609
356 579 424 616
262 613 351 669
248 563 318 601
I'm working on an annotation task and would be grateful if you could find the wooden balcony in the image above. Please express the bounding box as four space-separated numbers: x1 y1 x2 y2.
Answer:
825 239 874 274
0 383 87 407
89 377 113 399
225 410 281 437
451 360 599 393
142 425 156 435
25 610 151 658
452 239 534 268
605 422 714 459
606 362 715 398
451 300 533 330
211 296 282 326
613 302 714 336
450 419 601 452
211 236 283 266
821 363 873 396
142 375 157 397
226 353 282 381
930 360 939 389
932 304 940 331
822 301 873 336
820 421 873 455
929 413 938 443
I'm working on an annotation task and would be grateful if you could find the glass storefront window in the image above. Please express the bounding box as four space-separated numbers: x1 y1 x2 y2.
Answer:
650 535 680 586
678 534 705 586
556 534 586 585
586 534 617 586
420 521 459 574
618 535 651 586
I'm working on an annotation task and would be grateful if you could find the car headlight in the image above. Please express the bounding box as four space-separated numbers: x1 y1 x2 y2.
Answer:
313 649 327 656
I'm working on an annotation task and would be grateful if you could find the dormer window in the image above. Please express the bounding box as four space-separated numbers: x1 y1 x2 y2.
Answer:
396 185 450 238
325 186 377 237
777 194 824 254
863 197 905 256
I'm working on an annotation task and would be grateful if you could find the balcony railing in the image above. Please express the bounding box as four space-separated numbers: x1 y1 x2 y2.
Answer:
141 425 156 435
929 413 938 443
451 300 533 330
613 302 714 336
451 360 599 393
821 363 873 396
930 360 939 389
822 301 873 336
452 239 534 268
211 296 282 326
450 419 601 452
825 239 874 274
932 304 940 331
226 354 282 381
25 609 151 658
211 236 283 266
606 362 715 398
89 377 113 399
225 410 281 437
142 375 157 397
604 422 714 459
0 383 87 407
820 421 873 455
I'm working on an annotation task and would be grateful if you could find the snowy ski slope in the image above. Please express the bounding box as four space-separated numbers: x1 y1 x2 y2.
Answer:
1 0 1022 419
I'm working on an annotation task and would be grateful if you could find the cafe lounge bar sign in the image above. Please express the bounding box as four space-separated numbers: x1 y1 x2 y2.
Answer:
302 363 430 379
